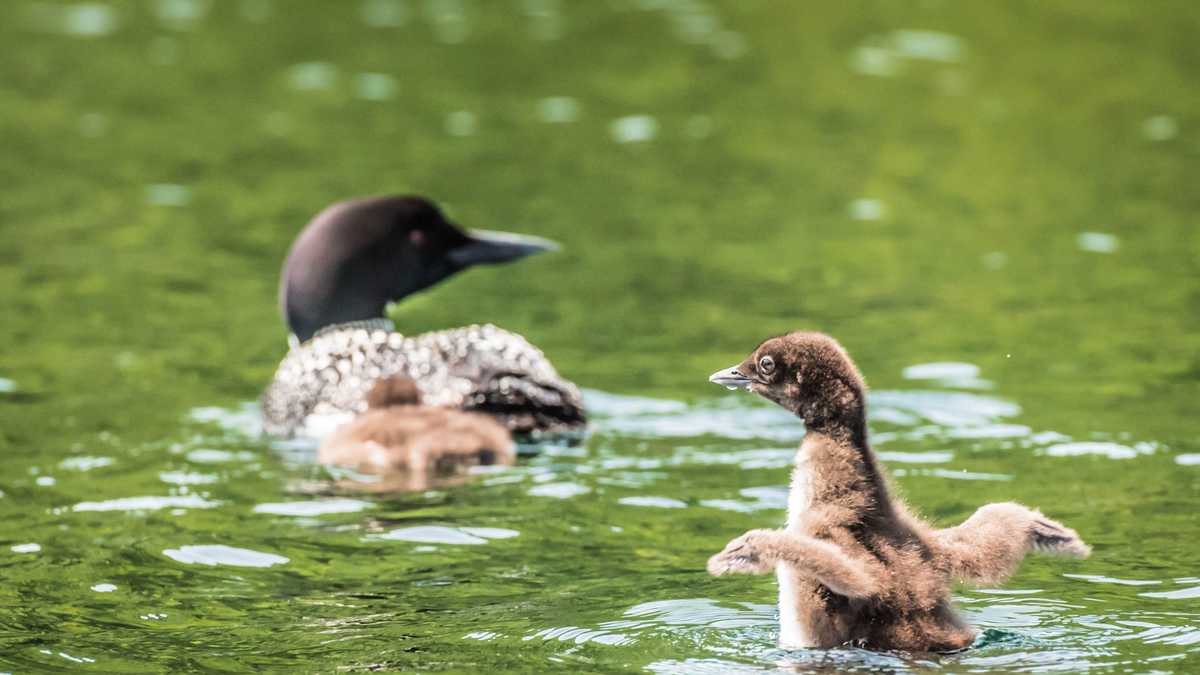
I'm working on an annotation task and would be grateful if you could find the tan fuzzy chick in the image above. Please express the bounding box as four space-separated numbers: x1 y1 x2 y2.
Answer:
319 375 515 476
707 332 1089 652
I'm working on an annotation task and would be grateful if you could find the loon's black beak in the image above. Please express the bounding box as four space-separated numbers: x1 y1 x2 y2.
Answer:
709 365 753 391
447 229 560 268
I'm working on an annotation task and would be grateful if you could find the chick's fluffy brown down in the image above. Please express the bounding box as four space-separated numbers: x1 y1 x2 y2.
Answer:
318 376 515 476
706 332 1089 652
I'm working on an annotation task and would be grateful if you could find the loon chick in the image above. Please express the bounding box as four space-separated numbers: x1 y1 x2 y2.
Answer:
260 195 586 438
706 332 1089 652
318 375 515 476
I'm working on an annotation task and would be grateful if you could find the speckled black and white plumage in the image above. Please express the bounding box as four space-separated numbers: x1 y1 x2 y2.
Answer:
261 322 586 438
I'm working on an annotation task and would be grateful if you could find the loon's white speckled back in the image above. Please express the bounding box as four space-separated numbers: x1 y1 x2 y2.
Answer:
261 322 585 438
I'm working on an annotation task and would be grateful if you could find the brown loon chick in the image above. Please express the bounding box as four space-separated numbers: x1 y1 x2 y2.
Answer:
318 375 516 477
706 332 1089 653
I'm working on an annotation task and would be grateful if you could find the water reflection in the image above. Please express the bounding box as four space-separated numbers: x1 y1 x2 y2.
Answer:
361 0 407 28
375 525 519 544
611 115 659 143
445 110 478 137
25 2 118 37
159 367 1186 670
537 96 580 124
73 495 219 511
163 544 289 567
287 62 338 91
253 498 373 516
154 0 210 30
354 73 397 101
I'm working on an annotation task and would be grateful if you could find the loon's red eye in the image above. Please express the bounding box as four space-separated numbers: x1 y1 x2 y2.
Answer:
409 230 426 247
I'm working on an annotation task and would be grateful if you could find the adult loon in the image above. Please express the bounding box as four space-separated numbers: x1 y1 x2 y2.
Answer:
705 331 1088 652
260 195 586 438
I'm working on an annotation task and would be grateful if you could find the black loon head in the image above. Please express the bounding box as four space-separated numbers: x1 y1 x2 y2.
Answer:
280 195 557 342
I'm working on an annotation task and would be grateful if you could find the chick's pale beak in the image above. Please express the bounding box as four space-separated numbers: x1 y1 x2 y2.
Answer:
709 366 752 391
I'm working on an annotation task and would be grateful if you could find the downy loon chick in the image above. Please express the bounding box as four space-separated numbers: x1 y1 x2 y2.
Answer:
706 332 1090 653
318 375 515 475
260 195 586 438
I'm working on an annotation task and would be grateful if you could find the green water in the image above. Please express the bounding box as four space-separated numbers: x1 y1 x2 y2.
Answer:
2 0 1199 671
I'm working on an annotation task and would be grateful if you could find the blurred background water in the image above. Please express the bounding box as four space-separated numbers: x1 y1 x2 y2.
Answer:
1 0 1198 671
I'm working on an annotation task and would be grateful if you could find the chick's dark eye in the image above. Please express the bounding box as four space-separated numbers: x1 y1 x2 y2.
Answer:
758 355 775 373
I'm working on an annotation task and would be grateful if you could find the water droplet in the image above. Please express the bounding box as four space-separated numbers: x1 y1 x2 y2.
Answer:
144 183 191 207
361 0 407 27
27 3 120 38
354 72 397 101
1142 115 1178 142
154 0 211 30
426 0 468 44
522 0 563 41
1076 231 1119 254
11 543 41 553
287 62 337 91
849 198 886 221
850 46 899 77
445 110 478 137
537 96 579 124
64 3 117 37
610 115 658 143
889 30 965 63
91 583 118 592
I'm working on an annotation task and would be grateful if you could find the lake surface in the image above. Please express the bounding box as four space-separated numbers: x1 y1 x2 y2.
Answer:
2 1 1198 671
